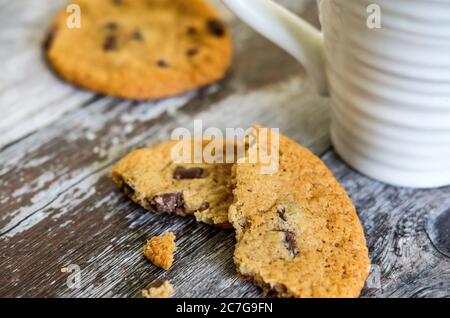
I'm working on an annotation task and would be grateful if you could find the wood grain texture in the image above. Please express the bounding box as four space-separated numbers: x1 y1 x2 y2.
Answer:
0 0 448 298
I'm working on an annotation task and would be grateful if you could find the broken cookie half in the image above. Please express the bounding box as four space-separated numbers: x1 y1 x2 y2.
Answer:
112 128 370 298
112 139 234 227
229 126 370 298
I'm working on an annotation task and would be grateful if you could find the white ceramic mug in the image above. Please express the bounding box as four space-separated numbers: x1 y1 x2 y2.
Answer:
223 0 450 188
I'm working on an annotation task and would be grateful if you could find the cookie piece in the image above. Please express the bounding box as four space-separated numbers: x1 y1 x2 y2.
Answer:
142 281 175 298
229 126 370 298
144 232 176 270
46 0 232 99
112 139 234 227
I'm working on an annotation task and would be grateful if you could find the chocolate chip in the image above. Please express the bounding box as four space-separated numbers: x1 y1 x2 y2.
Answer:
245 131 258 150
186 26 198 35
198 202 210 211
239 217 250 229
207 19 226 37
156 59 170 68
277 206 287 222
122 183 135 197
283 231 298 257
131 30 143 41
186 48 199 57
173 167 205 180
103 34 118 51
104 21 118 30
111 0 123 5
43 27 57 51
150 193 185 214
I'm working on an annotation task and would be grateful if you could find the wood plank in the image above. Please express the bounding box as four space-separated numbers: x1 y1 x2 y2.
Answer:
325 152 450 298
0 0 97 149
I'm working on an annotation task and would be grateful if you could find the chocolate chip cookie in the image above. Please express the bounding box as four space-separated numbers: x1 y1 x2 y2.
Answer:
229 126 370 298
112 139 234 227
45 0 232 99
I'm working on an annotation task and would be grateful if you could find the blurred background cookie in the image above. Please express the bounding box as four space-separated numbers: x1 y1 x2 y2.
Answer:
46 0 233 99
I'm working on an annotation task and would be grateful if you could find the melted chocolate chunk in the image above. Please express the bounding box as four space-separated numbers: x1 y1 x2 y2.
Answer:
186 48 199 57
173 167 205 180
104 21 118 30
150 193 185 214
156 59 170 68
103 34 118 51
207 19 226 37
186 26 198 35
131 30 143 41
122 183 135 197
43 27 57 51
277 206 287 222
283 231 298 257
198 202 210 211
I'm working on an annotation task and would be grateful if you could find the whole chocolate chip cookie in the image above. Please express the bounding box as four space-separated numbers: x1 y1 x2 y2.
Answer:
112 139 234 227
229 126 370 298
45 0 232 99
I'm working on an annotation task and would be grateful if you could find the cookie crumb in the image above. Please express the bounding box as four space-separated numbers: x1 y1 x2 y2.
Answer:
142 281 175 298
144 232 176 270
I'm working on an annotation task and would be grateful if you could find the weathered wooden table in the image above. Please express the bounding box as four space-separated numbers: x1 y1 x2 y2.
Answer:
0 0 449 298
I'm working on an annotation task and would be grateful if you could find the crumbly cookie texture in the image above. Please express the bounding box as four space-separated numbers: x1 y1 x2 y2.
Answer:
229 126 371 298
112 140 234 227
45 0 232 100
144 232 176 270
142 281 175 298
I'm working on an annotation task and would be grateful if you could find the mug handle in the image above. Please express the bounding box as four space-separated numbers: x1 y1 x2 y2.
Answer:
222 0 328 96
